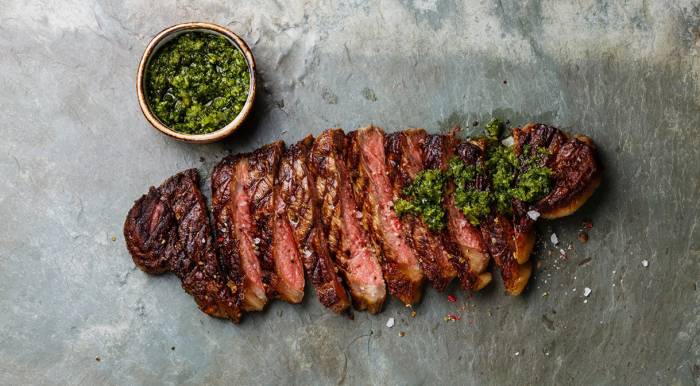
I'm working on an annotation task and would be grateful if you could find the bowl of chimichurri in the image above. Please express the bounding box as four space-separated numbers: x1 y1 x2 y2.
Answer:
137 22 256 143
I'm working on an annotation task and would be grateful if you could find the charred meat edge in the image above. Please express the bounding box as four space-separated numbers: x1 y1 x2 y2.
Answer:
386 129 458 292
424 133 492 292
277 135 351 312
124 169 242 322
349 126 425 305
311 129 386 313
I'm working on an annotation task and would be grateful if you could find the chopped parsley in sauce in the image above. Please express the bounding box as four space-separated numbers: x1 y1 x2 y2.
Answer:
146 32 250 135
394 169 447 231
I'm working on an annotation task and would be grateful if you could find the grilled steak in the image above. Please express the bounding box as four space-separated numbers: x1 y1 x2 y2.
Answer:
310 129 386 313
124 123 603 318
348 126 424 305
275 136 350 312
424 134 492 291
211 142 284 313
124 169 242 322
385 129 458 291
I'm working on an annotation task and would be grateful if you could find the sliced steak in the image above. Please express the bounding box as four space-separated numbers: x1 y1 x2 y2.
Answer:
310 129 386 313
385 129 457 292
211 142 283 313
276 135 350 312
124 169 242 322
424 134 492 292
348 126 424 305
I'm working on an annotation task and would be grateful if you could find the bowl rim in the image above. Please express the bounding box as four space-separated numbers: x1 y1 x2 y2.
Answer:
136 22 256 144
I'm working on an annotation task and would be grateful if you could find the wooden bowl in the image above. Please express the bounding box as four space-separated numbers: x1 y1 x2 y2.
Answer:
136 22 256 144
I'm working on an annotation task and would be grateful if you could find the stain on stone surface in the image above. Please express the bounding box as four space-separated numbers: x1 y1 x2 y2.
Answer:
321 88 338 104
361 87 377 102
398 0 457 30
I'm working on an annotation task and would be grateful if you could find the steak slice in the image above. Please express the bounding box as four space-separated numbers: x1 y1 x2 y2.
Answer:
275 136 350 312
348 126 424 305
124 169 242 322
248 141 285 299
385 129 458 292
519 125 602 220
424 134 492 292
310 129 386 313
211 143 284 313
450 139 493 290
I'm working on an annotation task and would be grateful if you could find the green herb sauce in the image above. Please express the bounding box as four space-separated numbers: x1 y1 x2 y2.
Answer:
394 169 447 231
450 118 552 223
146 32 250 135
394 118 553 230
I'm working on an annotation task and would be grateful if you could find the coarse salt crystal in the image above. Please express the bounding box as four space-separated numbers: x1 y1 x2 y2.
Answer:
641 260 649 267
253 238 261 245
386 317 395 328
356 211 363 219
514 351 520 356
501 136 515 147
550 233 559 245
527 210 541 220
583 287 592 297
304 250 312 258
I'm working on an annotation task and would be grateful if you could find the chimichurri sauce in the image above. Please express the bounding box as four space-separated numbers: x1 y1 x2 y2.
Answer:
146 32 250 135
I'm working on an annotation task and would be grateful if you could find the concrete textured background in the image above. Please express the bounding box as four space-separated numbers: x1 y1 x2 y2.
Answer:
1 1 699 385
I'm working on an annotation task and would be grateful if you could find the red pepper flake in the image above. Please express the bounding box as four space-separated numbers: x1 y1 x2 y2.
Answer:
447 294 457 303
582 220 593 229
447 313 461 321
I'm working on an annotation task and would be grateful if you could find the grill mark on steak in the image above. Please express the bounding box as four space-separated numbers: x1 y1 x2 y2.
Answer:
424 134 492 292
386 129 458 292
124 169 242 322
349 126 424 305
311 129 386 313
275 136 350 311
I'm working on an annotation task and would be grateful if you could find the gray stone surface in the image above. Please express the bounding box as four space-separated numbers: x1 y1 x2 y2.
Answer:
1 1 699 385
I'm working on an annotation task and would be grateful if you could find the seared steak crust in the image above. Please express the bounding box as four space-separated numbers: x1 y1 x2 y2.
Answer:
349 127 425 305
386 130 458 292
277 136 350 312
124 169 242 322
311 129 386 313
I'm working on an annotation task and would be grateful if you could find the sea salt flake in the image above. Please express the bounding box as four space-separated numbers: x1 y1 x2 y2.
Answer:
501 136 515 147
527 210 541 220
550 233 559 245
253 238 261 245
583 287 592 297
386 317 395 328
641 260 649 267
